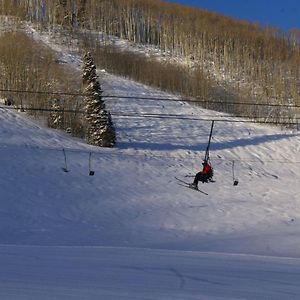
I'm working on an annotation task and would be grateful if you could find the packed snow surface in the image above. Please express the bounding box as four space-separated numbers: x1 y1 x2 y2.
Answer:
0 23 300 299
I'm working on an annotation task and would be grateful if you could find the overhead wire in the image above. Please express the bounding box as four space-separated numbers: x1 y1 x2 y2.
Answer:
113 112 299 125
0 106 299 126
1 87 300 108
1 142 299 164
0 108 299 164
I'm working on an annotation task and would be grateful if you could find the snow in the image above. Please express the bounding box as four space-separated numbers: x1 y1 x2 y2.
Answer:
0 22 300 299
2 246 300 300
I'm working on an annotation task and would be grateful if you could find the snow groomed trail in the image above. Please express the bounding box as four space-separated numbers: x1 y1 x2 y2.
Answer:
1 245 300 300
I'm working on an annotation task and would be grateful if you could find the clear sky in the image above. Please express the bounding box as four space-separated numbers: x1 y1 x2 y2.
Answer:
168 0 300 31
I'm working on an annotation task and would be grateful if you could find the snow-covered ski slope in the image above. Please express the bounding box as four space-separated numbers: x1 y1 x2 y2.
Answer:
0 24 300 299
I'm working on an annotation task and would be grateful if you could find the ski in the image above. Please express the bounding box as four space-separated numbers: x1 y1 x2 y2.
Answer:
174 177 208 195
176 183 209 195
175 176 192 185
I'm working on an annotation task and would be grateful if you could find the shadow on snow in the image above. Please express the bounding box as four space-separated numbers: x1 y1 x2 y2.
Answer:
117 133 297 152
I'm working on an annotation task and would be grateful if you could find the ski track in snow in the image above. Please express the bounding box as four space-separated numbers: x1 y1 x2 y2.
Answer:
0 22 300 299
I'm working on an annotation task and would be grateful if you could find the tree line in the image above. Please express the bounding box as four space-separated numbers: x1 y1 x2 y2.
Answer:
0 31 84 135
0 0 299 125
0 30 115 146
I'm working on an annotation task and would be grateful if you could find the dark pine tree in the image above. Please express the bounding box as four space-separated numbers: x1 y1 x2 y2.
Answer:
82 52 116 147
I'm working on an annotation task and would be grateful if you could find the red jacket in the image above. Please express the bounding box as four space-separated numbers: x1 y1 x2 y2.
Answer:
202 163 212 175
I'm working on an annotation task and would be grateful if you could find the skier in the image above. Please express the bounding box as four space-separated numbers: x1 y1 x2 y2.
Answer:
190 160 213 189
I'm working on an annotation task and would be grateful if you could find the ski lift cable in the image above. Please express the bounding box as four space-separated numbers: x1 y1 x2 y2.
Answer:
3 104 298 122
1 105 298 125
2 142 300 165
1 87 300 108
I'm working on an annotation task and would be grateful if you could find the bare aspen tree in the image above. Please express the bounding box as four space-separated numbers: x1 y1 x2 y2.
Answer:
3 0 300 124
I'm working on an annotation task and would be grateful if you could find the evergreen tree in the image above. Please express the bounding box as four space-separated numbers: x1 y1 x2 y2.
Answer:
48 98 64 129
82 52 116 147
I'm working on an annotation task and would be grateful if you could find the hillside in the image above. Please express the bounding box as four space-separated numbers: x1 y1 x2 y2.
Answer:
1 24 300 297
1 0 300 123
0 5 300 298
1 55 300 253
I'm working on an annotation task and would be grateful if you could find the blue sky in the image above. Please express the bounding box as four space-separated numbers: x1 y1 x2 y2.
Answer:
168 0 300 31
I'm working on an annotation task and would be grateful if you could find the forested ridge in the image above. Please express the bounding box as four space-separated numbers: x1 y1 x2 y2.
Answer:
0 0 299 124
